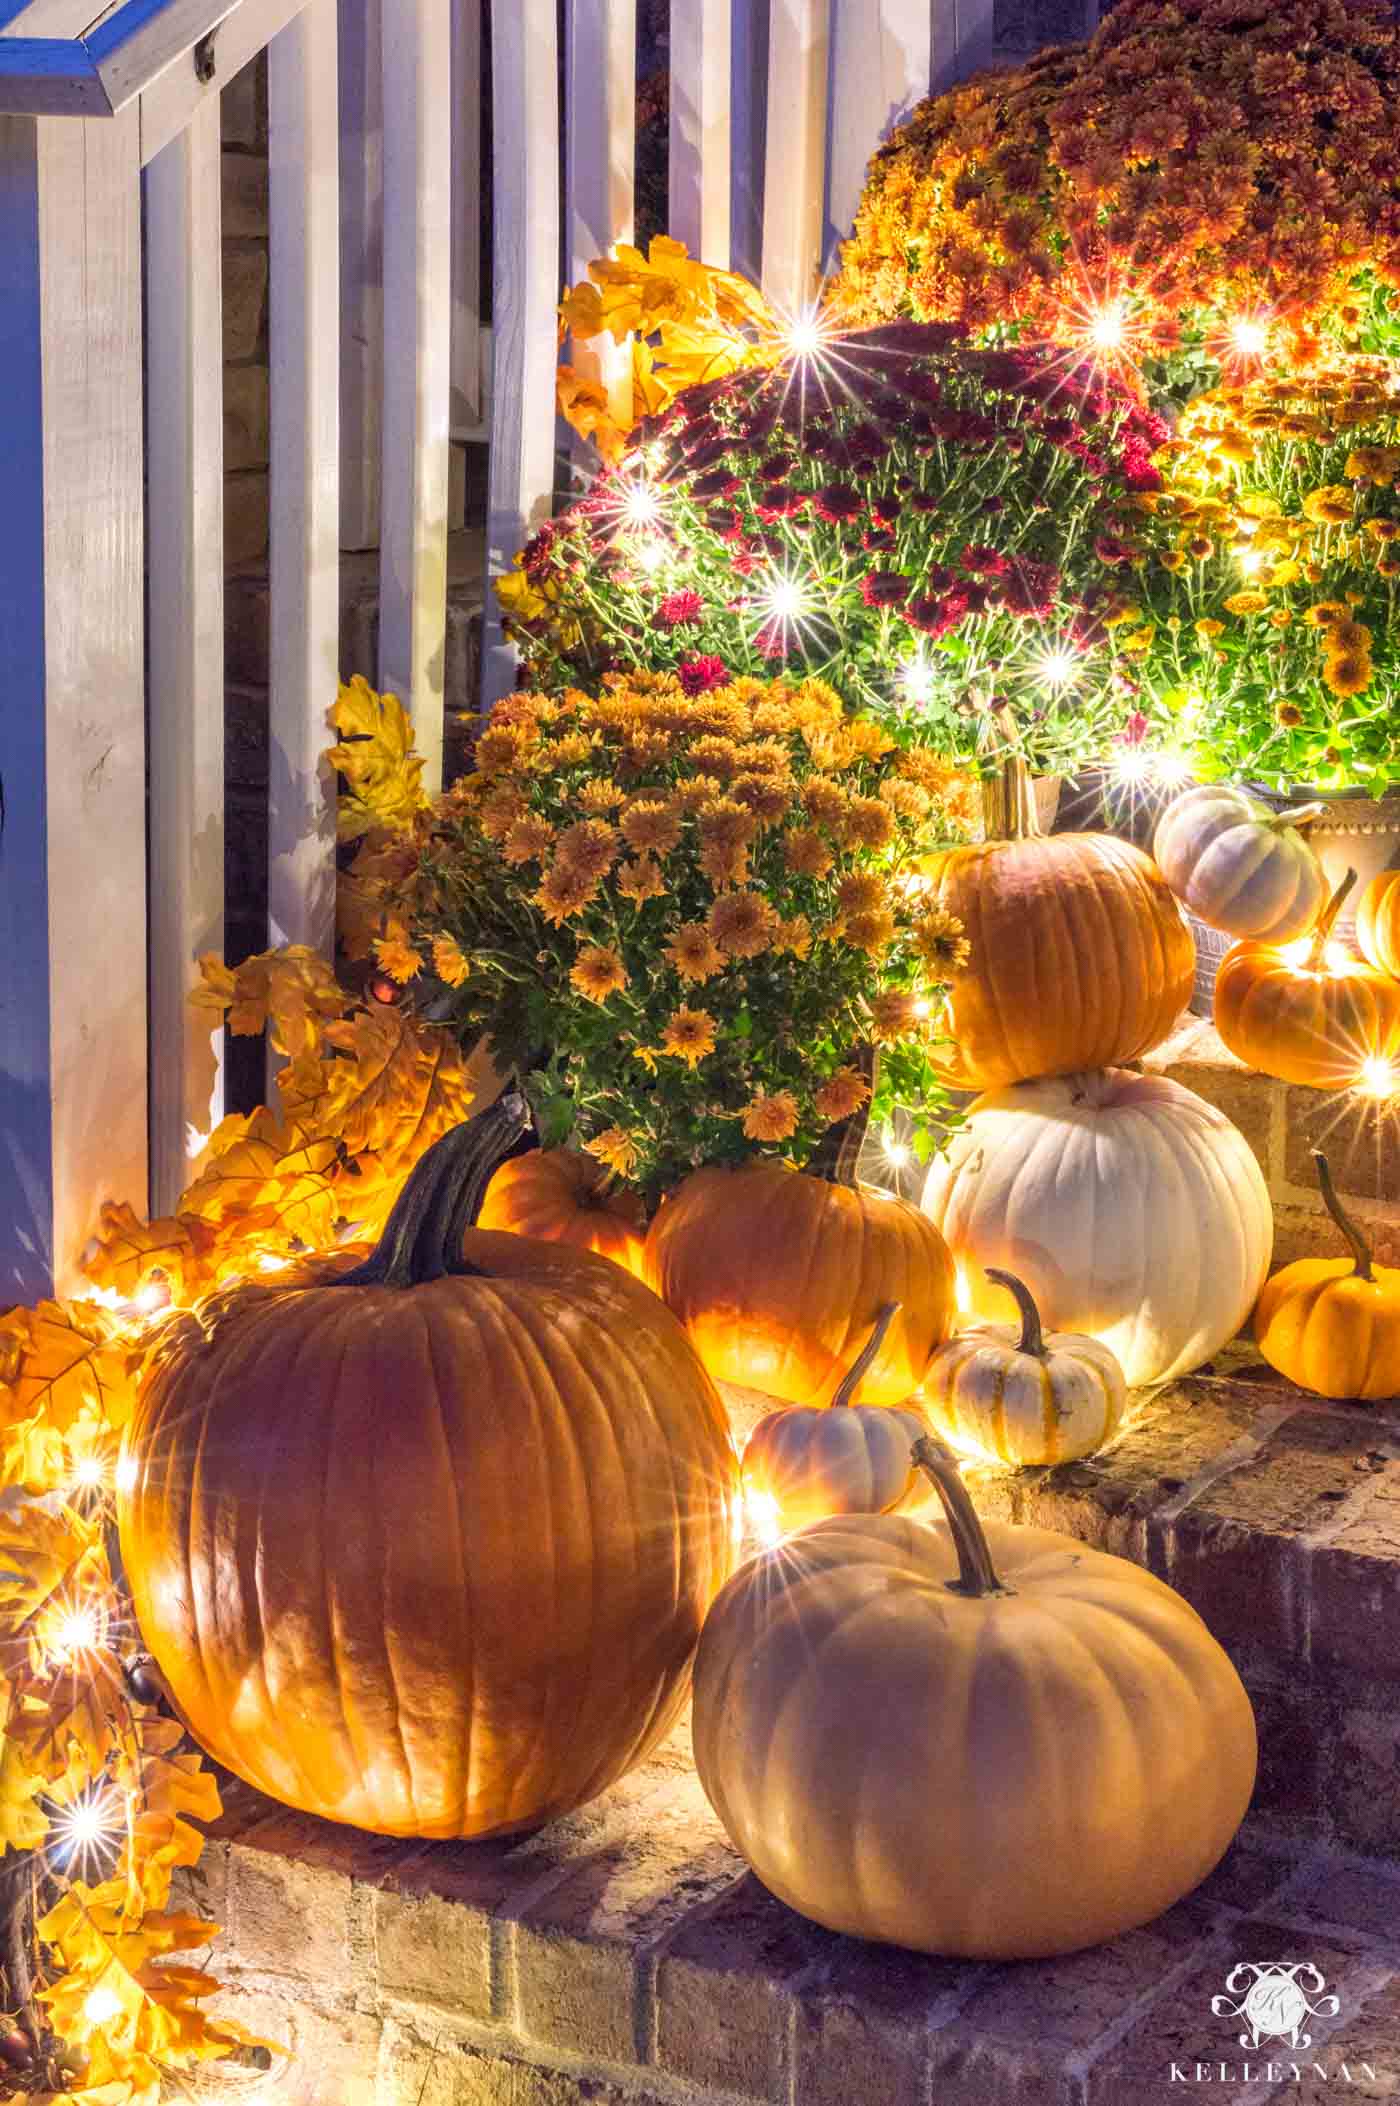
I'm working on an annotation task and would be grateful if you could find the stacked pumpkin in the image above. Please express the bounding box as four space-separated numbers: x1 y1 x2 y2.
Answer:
918 748 1274 1394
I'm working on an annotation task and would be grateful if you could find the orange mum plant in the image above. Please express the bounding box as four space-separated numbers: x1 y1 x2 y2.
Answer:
832 0 1400 403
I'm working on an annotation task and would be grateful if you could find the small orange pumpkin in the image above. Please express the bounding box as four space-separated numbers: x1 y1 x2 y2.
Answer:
1357 868 1400 980
645 1084 956 1408
1214 868 1400 1089
479 1146 647 1277
919 740 1194 1090
119 1095 737 1840
1254 1150 1400 1400
741 1303 932 1535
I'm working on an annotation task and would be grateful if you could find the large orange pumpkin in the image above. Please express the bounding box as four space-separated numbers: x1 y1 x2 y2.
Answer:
478 1145 648 1277
1357 868 1400 980
920 746 1194 1089
1214 868 1400 1089
645 1089 956 1407
118 1095 738 1841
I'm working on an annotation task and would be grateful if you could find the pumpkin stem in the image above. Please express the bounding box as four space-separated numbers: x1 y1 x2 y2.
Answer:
806 1044 878 1187
980 707 1040 842
984 1268 1046 1357
1267 801 1327 831
1305 866 1358 970
910 1434 1013 1599
831 1303 900 1408
332 1092 533 1289
1312 1149 1374 1282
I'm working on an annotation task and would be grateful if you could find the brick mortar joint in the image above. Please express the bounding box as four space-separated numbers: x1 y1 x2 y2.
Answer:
1068 1918 1241 2090
1151 1397 1306 1528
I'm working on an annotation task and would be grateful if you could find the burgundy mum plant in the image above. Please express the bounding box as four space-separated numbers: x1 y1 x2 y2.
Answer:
497 323 1170 774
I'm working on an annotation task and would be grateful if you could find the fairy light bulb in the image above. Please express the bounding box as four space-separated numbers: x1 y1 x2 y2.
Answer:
1034 647 1079 690
1235 544 1263 576
763 576 807 622
51 1606 99 1657
82 1986 123 2028
884 1131 911 1170
631 538 667 576
1230 315 1269 359
1111 748 1153 787
784 311 825 360
70 1454 105 1491
1087 302 1126 352
900 655 935 706
619 480 662 531
1359 1056 1397 1100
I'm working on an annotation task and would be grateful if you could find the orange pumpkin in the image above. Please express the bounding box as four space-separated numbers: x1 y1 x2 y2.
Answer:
1254 1150 1400 1400
479 1145 647 1277
118 1096 738 1841
645 1090 956 1408
1214 868 1400 1089
920 744 1194 1090
1357 868 1400 980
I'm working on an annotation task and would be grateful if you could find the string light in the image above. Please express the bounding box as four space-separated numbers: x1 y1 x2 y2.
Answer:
1109 746 1192 791
131 1283 166 1317
49 1605 101 1660
1229 315 1270 359
884 1132 911 1170
1033 646 1080 691
81 1986 123 2029
50 1786 125 1877
1086 301 1127 353
257 1254 291 1274
744 1486 784 1549
70 1453 106 1491
1235 544 1263 576
757 574 809 625
899 654 935 707
782 309 827 361
630 538 668 576
1358 1055 1397 1100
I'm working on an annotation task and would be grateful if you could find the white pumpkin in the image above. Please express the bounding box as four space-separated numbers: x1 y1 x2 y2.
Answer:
922 1068 1273 1386
924 1268 1127 1466
1153 784 1326 943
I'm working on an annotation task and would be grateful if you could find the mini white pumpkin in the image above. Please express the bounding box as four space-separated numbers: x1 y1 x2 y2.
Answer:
922 1068 1273 1387
1153 784 1326 943
925 1268 1127 1466
741 1303 930 1534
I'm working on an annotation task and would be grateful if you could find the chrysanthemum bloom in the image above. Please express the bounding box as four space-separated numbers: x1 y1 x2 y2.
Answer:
1222 590 1269 617
571 946 628 1002
1276 702 1304 727
678 655 729 694
837 872 888 918
784 828 835 879
913 907 971 973
654 589 706 629
732 774 792 823
776 914 812 959
502 815 556 865
554 819 620 880
742 1089 801 1142
814 1067 873 1122
474 723 536 775
869 989 921 1038
534 865 598 925
478 789 529 840
578 779 625 814
617 856 667 904
665 922 725 982
843 798 897 851
699 797 758 852
619 799 682 855
374 934 423 983
801 779 847 826
585 1127 639 1177
1302 487 1355 527
1325 619 1373 655
1324 650 1372 698
660 1007 717 1067
708 890 779 958
843 908 897 956
1305 601 1351 627
430 934 470 987
699 837 751 889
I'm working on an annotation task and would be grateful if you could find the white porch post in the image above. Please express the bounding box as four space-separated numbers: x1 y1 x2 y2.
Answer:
0 105 147 1298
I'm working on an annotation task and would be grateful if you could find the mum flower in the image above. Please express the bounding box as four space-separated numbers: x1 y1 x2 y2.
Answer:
554 819 620 880
742 1089 800 1142
814 1067 873 1121
430 934 470 988
660 1007 718 1067
709 890 779 958
912 908 971 973
585 1127 639 1178
502 815 556 865
570 946 628 1002
619 798 682 855
1324 651 1372 698
665 922 725 982
373 935 422 984
534 865 598 925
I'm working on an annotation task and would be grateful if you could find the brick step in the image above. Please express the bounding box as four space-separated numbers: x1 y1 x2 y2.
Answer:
190 1706 1400 2105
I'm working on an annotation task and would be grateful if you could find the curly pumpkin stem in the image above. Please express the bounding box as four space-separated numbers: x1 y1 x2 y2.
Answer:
831 1302 900 1408
0 1851 42 2079
984 1267 1046 1357
806 1044 878 1188
334 1092 533 1288
910 1434 1013 1599
1312 1149 1374 1282
1305 866 1358 971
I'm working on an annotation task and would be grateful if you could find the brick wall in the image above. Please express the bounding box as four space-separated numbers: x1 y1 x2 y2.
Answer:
1143 1017 1400 1269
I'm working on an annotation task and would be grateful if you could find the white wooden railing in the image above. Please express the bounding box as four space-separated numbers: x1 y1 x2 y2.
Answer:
0 0 1094 1298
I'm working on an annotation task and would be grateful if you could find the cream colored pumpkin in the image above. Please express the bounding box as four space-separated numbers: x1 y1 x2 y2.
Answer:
692 1435 1257 1959
1153 784 1326 942
922 1068 1272 1386
741 1304 931 1535
924 1269 1127 1466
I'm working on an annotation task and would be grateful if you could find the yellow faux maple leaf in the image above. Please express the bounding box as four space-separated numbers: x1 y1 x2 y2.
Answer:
83 1205 211 1306
0 1732 49 1850
328 675 427 841
284 1001 479 1199
0 1305 136 1449
195 946 345 1059
176 1110 340 1251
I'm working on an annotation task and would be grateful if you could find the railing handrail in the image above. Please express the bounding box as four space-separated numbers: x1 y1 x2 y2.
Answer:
0 0 253 117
